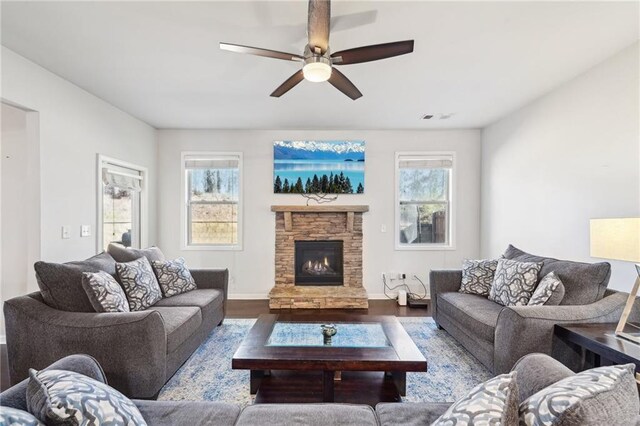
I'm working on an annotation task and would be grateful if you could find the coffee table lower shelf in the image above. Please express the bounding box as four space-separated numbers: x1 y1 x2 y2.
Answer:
251 370 403 405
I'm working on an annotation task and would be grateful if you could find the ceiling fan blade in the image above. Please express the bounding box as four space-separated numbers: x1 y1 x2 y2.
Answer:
328 68 362 100
220 43 303 62
270 70 305 97
331 40 414 65
307 0 330 53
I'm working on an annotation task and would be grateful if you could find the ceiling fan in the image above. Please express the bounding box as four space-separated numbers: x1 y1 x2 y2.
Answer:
220 0 414 100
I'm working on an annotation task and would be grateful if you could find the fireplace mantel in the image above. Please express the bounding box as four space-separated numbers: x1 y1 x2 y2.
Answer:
270 205 369 213
271 205 369 232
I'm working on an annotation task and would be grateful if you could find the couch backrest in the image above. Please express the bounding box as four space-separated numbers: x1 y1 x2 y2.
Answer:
503 245 610 305
33 252 118 312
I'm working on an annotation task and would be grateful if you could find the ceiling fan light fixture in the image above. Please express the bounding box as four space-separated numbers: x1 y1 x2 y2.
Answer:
302 57 332 82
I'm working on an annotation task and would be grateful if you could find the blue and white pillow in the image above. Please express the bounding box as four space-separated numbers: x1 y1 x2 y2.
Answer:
116 257 162 311
27 369 147 425
0 407 44 426
82 271 130 312
151 257 196 297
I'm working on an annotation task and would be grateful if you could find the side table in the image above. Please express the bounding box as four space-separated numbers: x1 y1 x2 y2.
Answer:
554 323 640 376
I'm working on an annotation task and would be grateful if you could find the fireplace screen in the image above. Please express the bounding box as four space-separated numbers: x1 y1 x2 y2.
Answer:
294 240 344 286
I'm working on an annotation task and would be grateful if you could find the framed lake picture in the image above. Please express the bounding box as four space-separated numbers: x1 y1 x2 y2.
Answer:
273 140 365 194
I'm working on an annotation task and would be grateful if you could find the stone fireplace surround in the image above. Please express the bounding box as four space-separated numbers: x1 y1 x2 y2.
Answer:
269 205 369 309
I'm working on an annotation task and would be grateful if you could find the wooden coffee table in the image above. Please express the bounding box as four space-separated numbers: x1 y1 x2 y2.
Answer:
232 313 427 404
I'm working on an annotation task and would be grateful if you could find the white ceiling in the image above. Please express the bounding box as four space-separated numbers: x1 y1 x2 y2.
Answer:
1 1 638 130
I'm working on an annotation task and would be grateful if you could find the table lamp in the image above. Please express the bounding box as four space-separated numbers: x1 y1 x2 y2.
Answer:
590 218 640 343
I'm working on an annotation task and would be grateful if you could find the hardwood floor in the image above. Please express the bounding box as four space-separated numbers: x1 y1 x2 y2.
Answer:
0 299 430 392
226 299 431 318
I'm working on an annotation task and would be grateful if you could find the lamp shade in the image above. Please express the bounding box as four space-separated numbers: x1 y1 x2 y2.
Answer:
590 218 640 263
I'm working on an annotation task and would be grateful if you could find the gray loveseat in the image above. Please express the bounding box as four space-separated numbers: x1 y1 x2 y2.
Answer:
3 246 228 399
2 353 637 425
430 245 630 374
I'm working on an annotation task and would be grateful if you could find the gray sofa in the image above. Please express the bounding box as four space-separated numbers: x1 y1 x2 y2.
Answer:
430 245 630 374
3 249 228 399
2 353 637 425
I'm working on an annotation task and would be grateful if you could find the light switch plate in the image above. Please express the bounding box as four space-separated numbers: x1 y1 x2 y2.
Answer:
61 226 70 239
81 225 91 237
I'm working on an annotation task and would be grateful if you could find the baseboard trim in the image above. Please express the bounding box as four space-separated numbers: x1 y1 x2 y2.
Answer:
228 294 269 300
0 334 5 345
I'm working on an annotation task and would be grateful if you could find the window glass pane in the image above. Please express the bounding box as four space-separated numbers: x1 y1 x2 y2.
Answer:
399 203 447 244
399 168 448 202
187 162 240 246
102 185 137 249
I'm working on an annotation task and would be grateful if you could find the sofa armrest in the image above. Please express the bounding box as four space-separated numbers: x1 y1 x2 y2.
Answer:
494 291 628 374
429 270 462 325
190 268 229 301
4 294 167 398
0 354 106 411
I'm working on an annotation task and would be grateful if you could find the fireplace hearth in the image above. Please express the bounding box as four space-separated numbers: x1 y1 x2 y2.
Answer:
295 240 343 286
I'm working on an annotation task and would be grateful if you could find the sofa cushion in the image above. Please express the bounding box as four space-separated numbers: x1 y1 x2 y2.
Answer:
459 259 498 296
528 272 565 306
148 306 202 353
438 292 503 343
432 371 519 426
117 257 163 311
108 243 166 263
236 404 378 426
0 407 44 426
489 259 542 306
154 289 223 311
82 271 130 312
152 258 197 297
376 402 451 426
503 245 610 305
520 364 639 426
133 400 240 426
27 369 147 425
34 252 117 312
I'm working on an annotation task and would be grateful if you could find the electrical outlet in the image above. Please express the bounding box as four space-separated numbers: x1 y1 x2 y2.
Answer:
80 225 91 237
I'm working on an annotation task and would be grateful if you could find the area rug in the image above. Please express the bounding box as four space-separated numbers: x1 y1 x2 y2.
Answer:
158 317 491 405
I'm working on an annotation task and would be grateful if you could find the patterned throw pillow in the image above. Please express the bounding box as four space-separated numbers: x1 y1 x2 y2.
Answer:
81 271 130 312
489 259 542 306
520 364 639 426
459 259 499 296
432 372 519 425
527 272 565 306
116 257 162 311
26 369 147 426
151 258 197 297
0 407 44 426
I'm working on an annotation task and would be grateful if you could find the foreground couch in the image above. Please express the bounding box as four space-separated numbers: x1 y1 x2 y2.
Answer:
2 353 637 425
3 248 229 399
430 245 630 374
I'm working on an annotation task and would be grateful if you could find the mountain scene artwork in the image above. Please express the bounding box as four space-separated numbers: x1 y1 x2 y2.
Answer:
273 140 365 194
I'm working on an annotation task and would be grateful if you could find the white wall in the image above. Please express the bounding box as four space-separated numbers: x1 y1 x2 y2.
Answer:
1 47 158 263
481 42 640 292
158 130 481 299
1 103 32 335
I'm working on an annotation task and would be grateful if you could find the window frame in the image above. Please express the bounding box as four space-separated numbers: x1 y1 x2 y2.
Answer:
96 155 148 253
394 151 456 251
180 151 243 251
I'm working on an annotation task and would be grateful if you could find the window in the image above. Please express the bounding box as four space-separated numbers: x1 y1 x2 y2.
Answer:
182 152 242 250
395 152 454 250
97 156 147 251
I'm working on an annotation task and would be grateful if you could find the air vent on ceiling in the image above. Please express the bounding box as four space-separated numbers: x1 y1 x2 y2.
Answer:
422 113 455 120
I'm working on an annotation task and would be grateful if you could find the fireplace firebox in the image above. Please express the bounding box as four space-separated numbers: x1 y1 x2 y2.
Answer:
294 240 344 286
